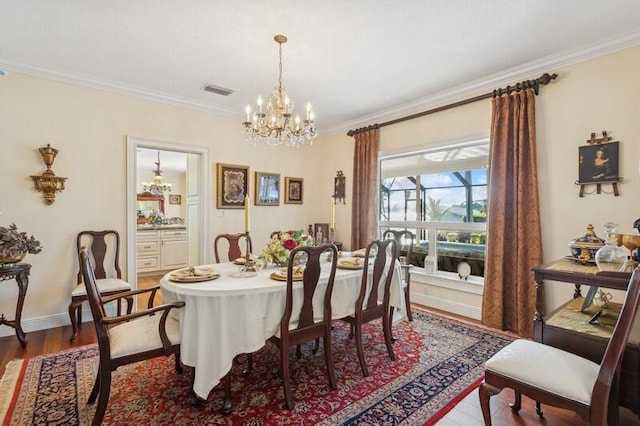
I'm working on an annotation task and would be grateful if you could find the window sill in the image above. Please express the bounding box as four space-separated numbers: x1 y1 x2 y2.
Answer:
410 269 484 295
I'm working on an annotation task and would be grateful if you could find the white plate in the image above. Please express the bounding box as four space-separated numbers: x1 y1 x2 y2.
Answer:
457 262 471 280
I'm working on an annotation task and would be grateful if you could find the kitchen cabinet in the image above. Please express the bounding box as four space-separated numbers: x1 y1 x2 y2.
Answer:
137 228 187 273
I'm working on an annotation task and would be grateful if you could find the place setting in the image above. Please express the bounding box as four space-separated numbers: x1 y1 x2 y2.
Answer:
168 266 220 283
270 266 305 281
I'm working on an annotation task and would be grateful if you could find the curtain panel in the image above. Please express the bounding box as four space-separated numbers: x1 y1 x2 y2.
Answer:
482 89 543 337
351 128 379 250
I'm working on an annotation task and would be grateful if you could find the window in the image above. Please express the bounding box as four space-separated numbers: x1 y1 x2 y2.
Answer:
379 140 488 280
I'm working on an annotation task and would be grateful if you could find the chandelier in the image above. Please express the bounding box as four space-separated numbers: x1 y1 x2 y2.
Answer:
242 35 316 147
142 151 172 195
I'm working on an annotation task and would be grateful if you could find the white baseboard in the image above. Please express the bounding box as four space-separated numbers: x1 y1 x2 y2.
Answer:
0 312 75 338
411 292 481 320
0 305 118 339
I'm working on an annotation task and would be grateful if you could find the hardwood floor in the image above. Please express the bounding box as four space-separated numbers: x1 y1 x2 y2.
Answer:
1 298 638 425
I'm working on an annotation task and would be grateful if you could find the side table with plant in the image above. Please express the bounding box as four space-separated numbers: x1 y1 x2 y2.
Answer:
0 223 43 266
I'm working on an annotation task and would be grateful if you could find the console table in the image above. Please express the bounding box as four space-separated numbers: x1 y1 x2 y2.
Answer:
0 262 31 347
533 259 637 413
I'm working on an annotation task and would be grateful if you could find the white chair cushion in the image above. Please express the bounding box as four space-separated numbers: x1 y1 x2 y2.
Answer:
109 315 181 358
484 339 599 405
72 278 131 296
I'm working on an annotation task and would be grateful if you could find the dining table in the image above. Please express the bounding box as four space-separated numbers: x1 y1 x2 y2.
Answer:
159 256 407 400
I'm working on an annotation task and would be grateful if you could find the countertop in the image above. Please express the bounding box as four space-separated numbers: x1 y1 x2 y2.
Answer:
137 224 186 231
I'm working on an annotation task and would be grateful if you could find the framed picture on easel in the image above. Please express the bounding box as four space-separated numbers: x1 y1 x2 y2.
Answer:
578 141 620 184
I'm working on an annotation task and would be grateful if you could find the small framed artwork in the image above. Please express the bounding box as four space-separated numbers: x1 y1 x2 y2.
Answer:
169 194 182 205
578 141 620 184
284 177 303 204
216 163 249 209
255 172 280 206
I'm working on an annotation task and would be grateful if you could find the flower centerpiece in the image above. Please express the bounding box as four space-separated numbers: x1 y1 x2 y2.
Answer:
262 230 314 266
0 224 43 265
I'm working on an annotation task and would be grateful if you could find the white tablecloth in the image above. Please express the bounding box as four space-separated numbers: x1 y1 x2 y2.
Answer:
160 260 406 399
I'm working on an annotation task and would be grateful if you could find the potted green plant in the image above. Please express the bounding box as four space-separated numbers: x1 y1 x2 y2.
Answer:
0 223 43 265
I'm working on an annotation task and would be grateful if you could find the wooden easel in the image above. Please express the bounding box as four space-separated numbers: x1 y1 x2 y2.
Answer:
577 131 620 197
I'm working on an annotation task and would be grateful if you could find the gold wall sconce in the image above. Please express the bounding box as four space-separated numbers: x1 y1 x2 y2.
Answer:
30 144 67 205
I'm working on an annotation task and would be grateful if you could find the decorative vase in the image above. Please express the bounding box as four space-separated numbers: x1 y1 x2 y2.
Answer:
0 252 26 267
568 224 605 264
595 222 629 272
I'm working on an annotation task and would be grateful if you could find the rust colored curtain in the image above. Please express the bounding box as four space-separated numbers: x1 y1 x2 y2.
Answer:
351 127 379 250
482 89 543 337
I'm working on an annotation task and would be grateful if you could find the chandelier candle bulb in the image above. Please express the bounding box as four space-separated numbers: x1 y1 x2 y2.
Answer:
241 34 317 147
244 195 250 233
245 105 251 122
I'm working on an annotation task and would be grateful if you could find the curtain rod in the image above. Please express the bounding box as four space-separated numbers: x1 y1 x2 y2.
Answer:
346 72 558 136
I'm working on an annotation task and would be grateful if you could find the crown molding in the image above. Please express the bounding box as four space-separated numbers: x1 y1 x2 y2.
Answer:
0 60 239 119
2 30 639 137
328 30 640 135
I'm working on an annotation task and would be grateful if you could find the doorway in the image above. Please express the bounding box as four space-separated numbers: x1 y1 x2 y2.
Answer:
126 136 210 289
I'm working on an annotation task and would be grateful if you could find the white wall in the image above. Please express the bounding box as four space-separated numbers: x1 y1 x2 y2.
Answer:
0 72 336 335
323 44 640 320
1 44 638 335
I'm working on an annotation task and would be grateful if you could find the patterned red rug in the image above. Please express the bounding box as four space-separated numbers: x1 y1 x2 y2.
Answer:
0 310 512 425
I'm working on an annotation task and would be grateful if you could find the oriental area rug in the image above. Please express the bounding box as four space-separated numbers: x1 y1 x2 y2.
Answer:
0 310 512 425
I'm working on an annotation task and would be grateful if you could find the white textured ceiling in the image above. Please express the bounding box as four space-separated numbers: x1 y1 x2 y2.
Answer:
1 1 640 135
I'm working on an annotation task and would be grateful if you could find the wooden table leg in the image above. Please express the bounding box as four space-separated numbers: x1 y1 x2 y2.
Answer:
14 270 29 347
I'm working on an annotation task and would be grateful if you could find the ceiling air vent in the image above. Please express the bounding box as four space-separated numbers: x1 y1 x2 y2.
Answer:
202 84 234 96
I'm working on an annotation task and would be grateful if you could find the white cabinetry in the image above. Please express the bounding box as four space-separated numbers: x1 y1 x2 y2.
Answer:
136 230 160 273
160 229 188 270
137 228 187 273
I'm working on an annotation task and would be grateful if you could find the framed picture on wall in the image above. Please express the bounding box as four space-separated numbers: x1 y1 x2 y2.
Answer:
577 141 620 184
284 177 303 204
216 163 249 209
255 172 280 206
168 194 182 205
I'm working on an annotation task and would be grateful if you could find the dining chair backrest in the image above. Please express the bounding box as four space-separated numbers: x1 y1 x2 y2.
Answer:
359 239 397 314
76 230 122 284
382 230 414 264
79 247 110 329
280 244 338 333
214 232 252 263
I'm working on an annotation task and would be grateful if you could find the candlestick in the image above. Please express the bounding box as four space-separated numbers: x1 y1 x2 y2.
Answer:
244 194 250 232
329 197 335 229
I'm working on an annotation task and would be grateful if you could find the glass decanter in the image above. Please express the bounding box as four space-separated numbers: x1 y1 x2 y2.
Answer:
594 222 629 272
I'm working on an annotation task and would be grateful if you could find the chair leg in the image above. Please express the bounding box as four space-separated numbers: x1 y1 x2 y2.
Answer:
68 302 79 342
281 345 294 410
242 353 253 376
404 284 413 321
535 401 543 418
510 391 522 413
312 338 320 354
221 372 233 414
383 310 395 362
323 334 337 389
296 345 303 359
354 322 369 377
389 306 397 342
174 352 183 374
125 296 134 314
91 368 112 426
88 363 100 404
478 381 499 426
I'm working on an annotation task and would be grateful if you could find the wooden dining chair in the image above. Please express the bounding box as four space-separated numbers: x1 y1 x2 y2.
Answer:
213 232 252 263
382 229 414 321
479 267 640 426
79 247 185 426
268 243 338 410
341 239 397 377
68 230 133 341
